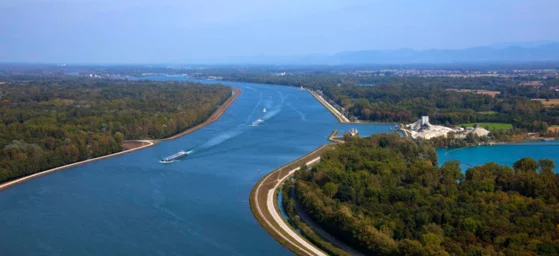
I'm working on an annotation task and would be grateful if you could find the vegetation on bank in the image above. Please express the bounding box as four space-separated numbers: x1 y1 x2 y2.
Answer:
0 76 231 183
281 180 353 256
290 134 559 256
322 84 557 133
199 70 559 135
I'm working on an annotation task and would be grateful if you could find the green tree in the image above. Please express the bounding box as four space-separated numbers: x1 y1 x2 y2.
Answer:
323 182 339 198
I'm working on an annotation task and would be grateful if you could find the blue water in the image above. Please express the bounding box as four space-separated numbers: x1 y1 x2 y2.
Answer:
0 77 393 256
277 188 289 221
438 141 559 172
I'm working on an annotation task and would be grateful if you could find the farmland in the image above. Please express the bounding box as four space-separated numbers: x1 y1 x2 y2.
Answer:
548 125 559 133
532 98 559 107
446 88 500 97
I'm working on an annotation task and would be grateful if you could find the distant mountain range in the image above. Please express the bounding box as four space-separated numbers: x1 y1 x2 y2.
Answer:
216 42 559 65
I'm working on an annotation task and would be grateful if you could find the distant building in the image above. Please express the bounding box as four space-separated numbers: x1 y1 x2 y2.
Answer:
421 116 430 126
346 128 359 136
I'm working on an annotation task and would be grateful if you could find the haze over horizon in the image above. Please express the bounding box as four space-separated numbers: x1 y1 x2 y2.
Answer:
1 0 559 64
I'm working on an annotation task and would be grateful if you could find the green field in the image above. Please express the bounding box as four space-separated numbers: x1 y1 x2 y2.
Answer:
477 111 497 115
459 123 512 130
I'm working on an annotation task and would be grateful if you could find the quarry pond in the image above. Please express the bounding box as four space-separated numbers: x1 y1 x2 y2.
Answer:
438 140 559 171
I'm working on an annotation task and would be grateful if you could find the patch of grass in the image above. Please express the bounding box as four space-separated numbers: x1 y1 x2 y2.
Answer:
459 123 512 130
477 111 497 115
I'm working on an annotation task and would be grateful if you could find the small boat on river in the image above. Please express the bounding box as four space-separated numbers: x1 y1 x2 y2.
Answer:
160 150 189 163
250 119 264 127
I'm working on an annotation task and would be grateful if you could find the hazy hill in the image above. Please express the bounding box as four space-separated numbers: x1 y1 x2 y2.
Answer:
330 43 559 64
216 42 559 65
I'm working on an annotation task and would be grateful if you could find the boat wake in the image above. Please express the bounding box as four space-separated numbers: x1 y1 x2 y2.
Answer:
245 91 263 123
250 91 285 127
197 126 245 150
250 119 264 127
163 90 288 162
287 102 306 122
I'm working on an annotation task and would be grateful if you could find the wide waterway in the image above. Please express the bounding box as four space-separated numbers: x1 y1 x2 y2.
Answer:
2 76 558 255
0 77 392 256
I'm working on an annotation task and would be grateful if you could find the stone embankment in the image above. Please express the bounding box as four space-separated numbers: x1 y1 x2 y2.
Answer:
250 145 334 256
306 90 350 123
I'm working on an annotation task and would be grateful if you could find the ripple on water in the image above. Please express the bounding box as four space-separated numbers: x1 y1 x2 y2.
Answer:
0 78 394 256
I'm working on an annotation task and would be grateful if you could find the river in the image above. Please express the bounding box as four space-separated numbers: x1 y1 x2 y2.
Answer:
1 77 557 255
0 77 391 255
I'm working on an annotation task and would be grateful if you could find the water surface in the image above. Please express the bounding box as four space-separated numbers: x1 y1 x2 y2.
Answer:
0 78 392 256
438 141 559 171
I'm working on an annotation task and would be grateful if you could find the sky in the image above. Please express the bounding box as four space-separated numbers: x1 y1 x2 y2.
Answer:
1 0 559 64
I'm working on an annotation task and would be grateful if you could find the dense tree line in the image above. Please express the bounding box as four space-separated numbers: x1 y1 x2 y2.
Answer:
0 76 231 183
322 83 559 132
196 70 559 132
288 134 559 255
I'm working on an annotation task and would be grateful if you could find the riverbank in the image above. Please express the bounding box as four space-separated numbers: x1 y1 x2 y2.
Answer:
290 196 365 256
307 89 398 127
306 90 350 123
160 88 241 141
251 137 366 256
250 145 334 256
327 130 345 144
0 88 242 191
122 140 153 150
0 140 155 190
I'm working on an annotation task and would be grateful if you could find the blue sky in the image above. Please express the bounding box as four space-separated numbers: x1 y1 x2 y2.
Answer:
1 0 558 63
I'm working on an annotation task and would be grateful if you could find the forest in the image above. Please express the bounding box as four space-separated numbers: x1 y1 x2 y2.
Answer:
322 83 559 132
284 134 559 256
0 76 231 183
195 70 559 133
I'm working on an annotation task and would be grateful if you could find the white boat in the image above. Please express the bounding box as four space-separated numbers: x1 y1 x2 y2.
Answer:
160 150 189 163
263 108 267 113
250 119 264 127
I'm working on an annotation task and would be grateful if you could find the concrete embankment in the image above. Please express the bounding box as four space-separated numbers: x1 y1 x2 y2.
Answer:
306 90 351 123
327 130 345 144
250 145 334 256
0 88 242 191
0 140 155 190
251 130 365 256
160 88 241 141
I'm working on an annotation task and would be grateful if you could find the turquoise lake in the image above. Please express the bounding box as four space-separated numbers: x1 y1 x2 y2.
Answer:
0 76 557 255
438 141 559 171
